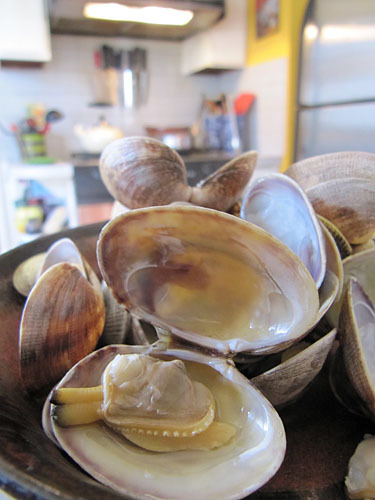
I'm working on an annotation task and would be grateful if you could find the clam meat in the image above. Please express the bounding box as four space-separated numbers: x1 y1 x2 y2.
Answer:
345 434 375 500
43 344 286 500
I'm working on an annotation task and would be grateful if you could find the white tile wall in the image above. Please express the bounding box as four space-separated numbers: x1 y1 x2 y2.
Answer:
0 34 287 164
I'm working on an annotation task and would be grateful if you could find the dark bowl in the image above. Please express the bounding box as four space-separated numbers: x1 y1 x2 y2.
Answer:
0 223 372 500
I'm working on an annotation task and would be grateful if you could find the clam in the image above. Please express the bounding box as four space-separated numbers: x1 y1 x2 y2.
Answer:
318 215 353 259
352 239 375 255
13 237 102 297
97 205 320 356
43 344 286 500
305 178 375 245
99 281 131 346
240 173 326 288
99 136 257 212
189 151 258 211
345 434 375 500
334 279 375 421
285 151 375 191
285 151 375 245
19 238 105 393
317 222 343 321
326 248 375 327
251 328 337 408
13 251 46 296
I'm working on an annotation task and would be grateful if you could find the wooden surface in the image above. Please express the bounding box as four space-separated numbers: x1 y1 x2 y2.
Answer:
0 223 373 500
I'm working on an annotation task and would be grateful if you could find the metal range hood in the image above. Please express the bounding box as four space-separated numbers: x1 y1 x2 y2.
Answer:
47 0 225 41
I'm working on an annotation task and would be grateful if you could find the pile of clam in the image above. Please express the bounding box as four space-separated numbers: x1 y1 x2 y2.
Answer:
14 138 375 500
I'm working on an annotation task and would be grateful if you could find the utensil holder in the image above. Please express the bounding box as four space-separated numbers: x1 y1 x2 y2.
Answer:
20 133 47 162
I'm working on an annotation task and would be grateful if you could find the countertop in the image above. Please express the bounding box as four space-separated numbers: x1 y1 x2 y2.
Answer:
70 149 237 168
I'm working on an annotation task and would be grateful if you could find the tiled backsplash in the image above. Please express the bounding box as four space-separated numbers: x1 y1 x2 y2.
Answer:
0 34 287 164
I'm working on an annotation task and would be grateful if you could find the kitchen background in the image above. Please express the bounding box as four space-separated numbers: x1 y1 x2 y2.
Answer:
1 0 373 252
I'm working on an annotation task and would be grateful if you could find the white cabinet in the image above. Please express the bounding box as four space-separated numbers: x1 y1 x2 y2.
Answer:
0 0 51 62
181 0 247 75
0 163 78 252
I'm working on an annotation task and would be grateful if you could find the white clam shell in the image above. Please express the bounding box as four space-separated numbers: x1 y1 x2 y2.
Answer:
240 173 326 288
326 248 375 327
97 205 320 356
43 344 286 500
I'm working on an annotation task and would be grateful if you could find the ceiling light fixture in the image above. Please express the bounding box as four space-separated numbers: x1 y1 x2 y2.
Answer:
83 3 194 26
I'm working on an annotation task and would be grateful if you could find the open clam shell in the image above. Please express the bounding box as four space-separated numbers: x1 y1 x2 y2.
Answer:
43 344 286 500
337 279 375 421
12 251 46 297
189 151 258 212
305 177 375 245
97 205 320 356
240 173 326 288
251 328 337 408
285 151 375 191
12 237 101 298
326 248 375 327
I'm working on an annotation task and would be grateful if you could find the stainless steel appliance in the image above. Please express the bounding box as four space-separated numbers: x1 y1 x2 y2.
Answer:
295 0 375 161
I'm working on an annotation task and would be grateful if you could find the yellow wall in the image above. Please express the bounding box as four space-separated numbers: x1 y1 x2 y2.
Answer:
247 0 310 170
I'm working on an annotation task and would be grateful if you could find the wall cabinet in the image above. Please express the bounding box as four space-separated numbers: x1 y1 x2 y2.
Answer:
0 0 51 62
181 0 247 75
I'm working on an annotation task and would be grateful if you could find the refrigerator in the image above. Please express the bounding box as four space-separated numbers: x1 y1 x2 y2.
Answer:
294 0 375 161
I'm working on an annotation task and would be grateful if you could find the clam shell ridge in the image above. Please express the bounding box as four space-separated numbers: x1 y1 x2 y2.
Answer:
285 151 375 191
43 344 286 500
97 205 320 356
19 260 105 393
240 173 326 288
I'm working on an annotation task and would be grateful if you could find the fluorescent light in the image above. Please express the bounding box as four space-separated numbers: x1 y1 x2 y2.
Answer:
122 68 133 108
321 24 375 43
304 23 319 41
84 3 194 26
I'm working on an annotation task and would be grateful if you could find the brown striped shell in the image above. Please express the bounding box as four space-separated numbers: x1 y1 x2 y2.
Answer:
285 151 375 191
338 279 375 420
99 136 257 212
305 178 375 245
19 239 105 393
